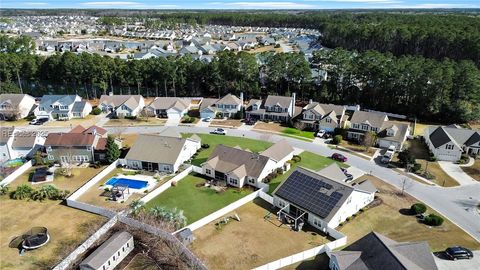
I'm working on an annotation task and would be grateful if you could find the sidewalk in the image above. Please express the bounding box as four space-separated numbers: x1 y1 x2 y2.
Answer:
438 161 476 186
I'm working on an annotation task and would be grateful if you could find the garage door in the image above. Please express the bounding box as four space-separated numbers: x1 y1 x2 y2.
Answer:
200 112 215 119
168 112 182 120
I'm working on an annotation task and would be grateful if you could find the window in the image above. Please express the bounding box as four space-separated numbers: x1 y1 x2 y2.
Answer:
163 165 170 171
278 200 285 208
229 178 238 185
108 260 111 266
48 154 54 160
113 255 116 261
118 251 120 256
103 266 106 270
122 247 125 252
446 144 454 150
361 124 369 131
248 178 255 184
127 243 130 248
325 118 332 123
206 169 211 175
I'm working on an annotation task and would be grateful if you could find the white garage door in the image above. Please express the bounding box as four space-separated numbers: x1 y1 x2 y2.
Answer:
168 112 182 120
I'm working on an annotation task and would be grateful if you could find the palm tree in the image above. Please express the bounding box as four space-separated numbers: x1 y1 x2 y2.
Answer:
129 200 145 215
0 184 9 196
33 185 60 200
11 184 34 200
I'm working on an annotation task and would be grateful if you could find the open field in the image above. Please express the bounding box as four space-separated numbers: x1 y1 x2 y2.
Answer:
0 198 106 270
462 159 480 181
268 151 348 194
145 174 253 224
210 119 243 128
191 198 331 270
104 117 166 127
9 166 105 192
402 139 459 187
338 175 480 252
182 133 273 166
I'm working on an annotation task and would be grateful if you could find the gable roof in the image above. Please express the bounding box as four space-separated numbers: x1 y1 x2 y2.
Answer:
99 95 143 109
199 98 219 111
44 125 106 147
260 140 294 162
0 94 31 107
80 231 132 269
304 102 346 119
378 121 410 143
331 232 438 270
39 95 79 107
264 95 293 108
429 126 480 148
350 111 388 128
217 94 242 105
11 132 37 148
316 163 347 183
125 134 188 165
148 97 191 111
205 144 270 179
71 101 88 113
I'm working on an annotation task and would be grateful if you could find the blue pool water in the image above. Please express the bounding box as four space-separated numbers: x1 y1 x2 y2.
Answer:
2 158 25 168
106 178 148 189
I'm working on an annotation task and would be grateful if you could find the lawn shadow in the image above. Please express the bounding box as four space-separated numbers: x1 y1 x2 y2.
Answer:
192 157 207 166
399 208 415 216
294 253 330 270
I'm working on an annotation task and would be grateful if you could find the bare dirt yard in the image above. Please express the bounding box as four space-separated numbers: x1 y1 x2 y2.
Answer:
191 198 331 270
210 119 243 128
253 122 285 132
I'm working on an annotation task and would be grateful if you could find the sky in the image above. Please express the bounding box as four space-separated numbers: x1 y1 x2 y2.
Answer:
5 0 480 9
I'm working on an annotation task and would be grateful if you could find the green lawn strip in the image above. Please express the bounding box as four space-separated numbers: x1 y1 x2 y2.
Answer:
183 133 273 166
281 127 315 139
145 174 252 224
267 151 348 194
279 133 313 142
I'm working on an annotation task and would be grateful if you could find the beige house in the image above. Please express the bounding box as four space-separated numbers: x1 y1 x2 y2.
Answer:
299 102 346 132
98 94 145 118
0 94 36 120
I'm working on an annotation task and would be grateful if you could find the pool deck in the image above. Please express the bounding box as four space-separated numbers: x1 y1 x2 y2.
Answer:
103 174 157 194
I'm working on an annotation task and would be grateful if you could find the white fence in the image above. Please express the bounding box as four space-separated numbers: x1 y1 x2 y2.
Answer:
258 190 274 204
66 199 117 218
68 160 118 200
177 186 268 233
192 165 202 174
52 216 119 270
140 165 193 204
364 109 407 120
0 160 32 186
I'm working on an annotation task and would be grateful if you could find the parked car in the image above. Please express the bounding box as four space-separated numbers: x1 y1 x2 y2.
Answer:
203 117 212 122
331 153 347 162
345 173 353 182
30 118 48 125
211 128 227 135
245 118 256 125
316 130 326 138
445 246 474 260
381 145 396 164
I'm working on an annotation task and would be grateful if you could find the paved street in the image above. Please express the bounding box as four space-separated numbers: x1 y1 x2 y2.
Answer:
434 251 480 270
17 124 480 242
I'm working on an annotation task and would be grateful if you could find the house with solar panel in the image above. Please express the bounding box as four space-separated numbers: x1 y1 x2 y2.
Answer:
272 164 376 231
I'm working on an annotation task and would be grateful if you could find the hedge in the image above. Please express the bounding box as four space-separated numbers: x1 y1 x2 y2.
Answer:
424 214 444 226
410 203 427 214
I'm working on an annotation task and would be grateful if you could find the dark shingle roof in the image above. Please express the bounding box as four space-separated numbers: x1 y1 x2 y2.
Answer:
428 126 455 148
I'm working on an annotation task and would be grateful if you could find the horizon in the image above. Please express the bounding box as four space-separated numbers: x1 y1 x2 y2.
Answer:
6 1 480 10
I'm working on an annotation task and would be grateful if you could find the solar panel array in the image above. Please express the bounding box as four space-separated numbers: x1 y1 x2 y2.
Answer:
275 170 346 219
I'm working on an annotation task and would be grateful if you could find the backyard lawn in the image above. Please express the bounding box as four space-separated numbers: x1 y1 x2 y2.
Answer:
183 133 273 166
462 159 480 181
268 151 348 194
0 198 106 270
145 174 253 224
338 175 480 252
191 198 331 270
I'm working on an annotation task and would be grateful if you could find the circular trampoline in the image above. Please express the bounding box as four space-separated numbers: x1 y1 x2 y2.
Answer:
9 227 50 251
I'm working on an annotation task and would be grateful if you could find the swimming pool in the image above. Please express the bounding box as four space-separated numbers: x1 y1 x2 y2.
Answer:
2 158 25 168
106 177 149 189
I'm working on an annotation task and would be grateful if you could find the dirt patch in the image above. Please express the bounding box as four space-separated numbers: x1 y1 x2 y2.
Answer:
253 122 285 133
462 159 480 181
210 119 243 128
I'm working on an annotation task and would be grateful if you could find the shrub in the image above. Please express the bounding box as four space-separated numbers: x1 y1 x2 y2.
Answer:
292 155 302 163
410 203 427 214
91 107 102 115
201 143 210 149
424 214 444 226
181 116 195 123
332 135 343 145
398 150 416 167
125 115 137 120
412 163 422 172
11 184 34 200
276 168 284 175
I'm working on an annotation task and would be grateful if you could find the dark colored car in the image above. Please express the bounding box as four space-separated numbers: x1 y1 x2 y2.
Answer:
331 153 348 162
445 246 474 260
30 118 48 125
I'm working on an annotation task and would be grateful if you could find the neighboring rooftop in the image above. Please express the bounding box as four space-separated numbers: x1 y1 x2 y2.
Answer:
350 111 388 128
264 95 293 108
427 125 480 148
125 134 189 164
80 231 133 270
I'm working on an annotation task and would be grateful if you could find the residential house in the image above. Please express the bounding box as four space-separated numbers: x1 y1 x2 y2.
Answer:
44 125 110 164
273 165 376 231
0 94 36 120
98 94 145 118
215 93 243 118
145 97 191 120
199 98 219 119
201 140 294 188
125 134 200 173
35 95 92 120
1 126 46 163
246 93 296 122
80 231 134 270
347 111 409 150
299 102 346 132
0 127 14 162
424 125 480 161
329 232 438 270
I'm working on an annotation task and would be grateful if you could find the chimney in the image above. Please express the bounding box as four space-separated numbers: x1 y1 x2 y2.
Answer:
240 92 244 105
309 99 313 104
291 92 296 116
108 91 113 96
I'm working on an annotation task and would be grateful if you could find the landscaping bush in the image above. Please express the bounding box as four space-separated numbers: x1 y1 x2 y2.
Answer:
332 135 343 145
292 155 302 163
276 168 284 175
181 116 196 123
410 203 427 214
424 214 444 226
91 107 102 115
412 163 422 173
11 184 34 200
398 150 416 167
201 143 210 149
0 184 10 196
125 115 137 120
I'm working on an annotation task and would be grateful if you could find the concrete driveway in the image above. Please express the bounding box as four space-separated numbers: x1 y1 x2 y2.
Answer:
434 250 480 270
438 161 477 186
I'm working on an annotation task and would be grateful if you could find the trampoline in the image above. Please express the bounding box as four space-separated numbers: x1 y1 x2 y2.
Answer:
9 227 50 251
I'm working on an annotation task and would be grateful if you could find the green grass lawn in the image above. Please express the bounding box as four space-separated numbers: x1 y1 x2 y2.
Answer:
145 174 253 224
268 151 348 194
183 133 273 166
281 128 315 139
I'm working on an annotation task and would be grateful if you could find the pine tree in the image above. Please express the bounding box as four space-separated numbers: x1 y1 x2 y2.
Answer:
105 135 120 164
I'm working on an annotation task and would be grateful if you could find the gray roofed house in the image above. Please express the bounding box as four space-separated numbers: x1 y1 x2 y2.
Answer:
0 94 36 120
36 95 91 120
125 134 200 173
300 102 347 132
329 232 438 270
273 165 376 230
99 94 145 118
260 139 294 162
424 125 480 161
246 93 296 123
146 97 191 119
215 93 243 118
377 121 410 150
80 231 134 270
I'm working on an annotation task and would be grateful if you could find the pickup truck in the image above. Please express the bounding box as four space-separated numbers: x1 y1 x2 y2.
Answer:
381 146 396 164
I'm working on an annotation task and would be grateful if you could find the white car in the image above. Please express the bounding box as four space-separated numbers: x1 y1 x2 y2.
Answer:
203 117 212 122
316 130 326 138
211 128 227 135
381 145 396 164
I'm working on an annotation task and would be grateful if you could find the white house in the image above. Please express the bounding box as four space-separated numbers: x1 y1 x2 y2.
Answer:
201 140 294 188
424 125 480 161
0 126 46 163
215 93 243 118
299 102 346 132
98 94 145 118
125 134 200 173
0 94 36 120
35 95 92 120
145 97 191 120
273 165 376 231
79 231 134 270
